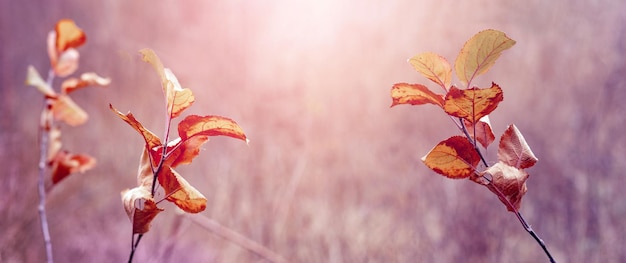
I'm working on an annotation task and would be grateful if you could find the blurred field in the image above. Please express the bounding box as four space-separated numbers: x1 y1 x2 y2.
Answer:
1 0 625 262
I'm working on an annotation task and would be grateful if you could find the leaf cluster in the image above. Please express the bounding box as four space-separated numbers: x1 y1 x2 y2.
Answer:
391 29 536 212
25 19 110 189
110 49 248 234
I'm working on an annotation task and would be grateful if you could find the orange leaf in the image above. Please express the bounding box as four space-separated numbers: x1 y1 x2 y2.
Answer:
50 151 96 185
139 48 195 118
47 126 62 162
463 116 495 148
61 72 111 94
178 115 248 142
52 95 88 126
121 187 164 234
498 124 538 169
109 104 162 150
137 148 155 188
55 19 86 52
158 166 207 213
390 83 444 108
160 136 210 168
25 66 56 97
421 136 480 179
443 83 503 124
408 52 452 90
483 162 529 212
454 29 515 86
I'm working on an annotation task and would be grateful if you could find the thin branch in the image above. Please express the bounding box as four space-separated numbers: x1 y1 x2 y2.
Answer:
181 213 289 263
38 107 54 263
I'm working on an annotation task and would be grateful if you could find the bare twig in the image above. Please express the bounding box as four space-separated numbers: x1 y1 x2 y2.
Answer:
37 70 55 263
181 213 289 263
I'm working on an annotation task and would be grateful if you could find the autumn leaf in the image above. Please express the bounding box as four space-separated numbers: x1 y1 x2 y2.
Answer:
390 83 444 108
443 83 503 124
47 126 62 162
455 29 516 86
178 115 248 143
137 148 155 188
61 72 111 94
483 162 529 212
464 116 495 148
51 95 88 126
422 136 480 179
25 66 56 97
498 124 538 169
122 187 164 234
139 48 195 118
53 48 80 78
158 166 207 213
109 104 162 150
408 52 452 90
54 19 86 52
49 150 96 185
158 136 210 168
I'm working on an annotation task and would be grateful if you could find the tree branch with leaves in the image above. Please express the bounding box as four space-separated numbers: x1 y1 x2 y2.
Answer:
390 29 555 262
25 19 110 263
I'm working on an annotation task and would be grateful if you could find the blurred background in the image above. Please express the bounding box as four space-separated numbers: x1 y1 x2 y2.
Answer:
1 0 625 262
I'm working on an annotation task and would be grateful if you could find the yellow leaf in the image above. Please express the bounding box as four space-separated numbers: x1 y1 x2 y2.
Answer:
421 136 480 179
121 187 163 234
408 52 452 90
390 83 444 108
25 66 56 97
454 29 515 86
139 48 195 118
158 166 207 213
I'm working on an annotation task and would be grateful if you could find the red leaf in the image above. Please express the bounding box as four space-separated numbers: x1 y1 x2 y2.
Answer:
109 104 162 150
443 83 503 124
421 136 481 179
498 124 538 169
50 151 96 185
390 83 444 107
55 19 86 52
61 72 111 94
464 116 495 148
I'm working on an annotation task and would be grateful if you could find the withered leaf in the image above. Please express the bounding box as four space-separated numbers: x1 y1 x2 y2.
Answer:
443 83 503 124
50 151 96 185
158 166 207 213
61 72 111 94
52 95 88 126
178 115 248 143
483 162 529 212
454 29 516 86
158 136 210 168
55 19 86 52
121 187 164 234
408 52 452 90
464 116 495 148
498 124 538 169
25 66 56 97
390 83 444 108
109 104 162 150
54 48 80 78
422 136 480 179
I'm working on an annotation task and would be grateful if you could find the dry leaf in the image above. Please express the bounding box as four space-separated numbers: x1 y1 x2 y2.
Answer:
54 48 80 77
109 104 162 150
158 166 207 213
498 124 538 169
464 116 495 148
51 94 88 126
178 115 248 142
61 72 111 94
49 151 96 184
121 187 164 234
483 162 529 212
390 83 444 108
454 29 516 86
408 52 452 90
25 66 56 97
55 19 86 52
159 136 210 168
422 136 481 179
443 83 503 124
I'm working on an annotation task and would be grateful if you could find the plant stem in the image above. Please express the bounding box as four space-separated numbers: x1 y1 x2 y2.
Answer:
128 233 143 263
458 122 555 262
38 114 54 263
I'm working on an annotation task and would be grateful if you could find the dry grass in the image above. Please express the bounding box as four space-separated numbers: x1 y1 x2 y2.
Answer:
1 0 625 262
